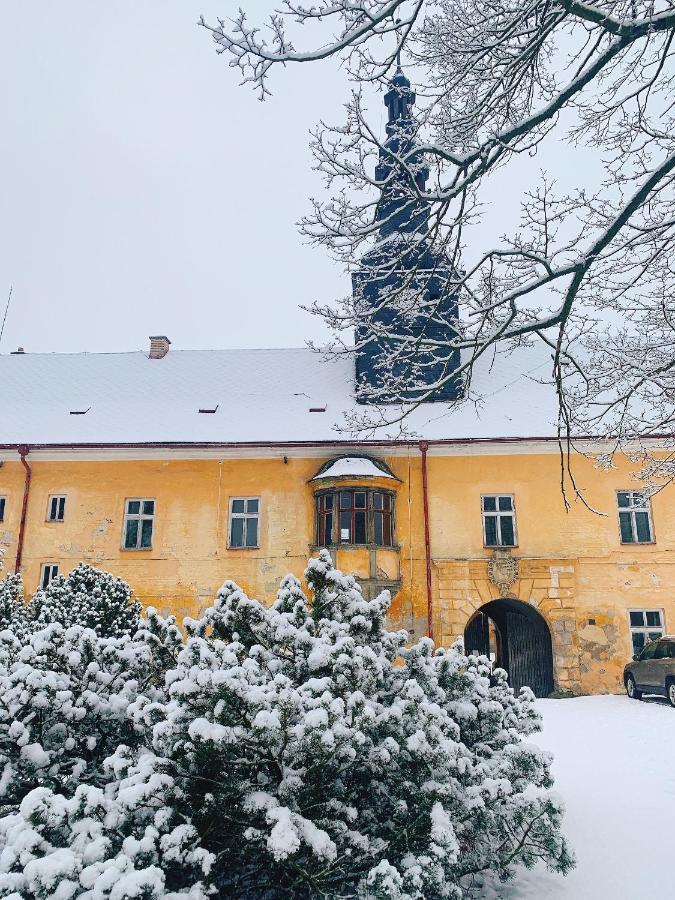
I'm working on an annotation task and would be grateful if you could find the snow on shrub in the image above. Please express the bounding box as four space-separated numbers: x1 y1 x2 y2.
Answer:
0 553 573 898
0 573 26 635
0 748 213 899
0 560 181 815
0 612 176 813
154 551 573 897
27 563 142 637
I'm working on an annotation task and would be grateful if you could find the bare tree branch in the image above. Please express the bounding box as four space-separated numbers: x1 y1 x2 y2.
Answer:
203 1 675 493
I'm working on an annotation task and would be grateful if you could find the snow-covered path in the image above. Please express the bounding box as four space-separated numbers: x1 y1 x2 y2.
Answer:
494 694 675 899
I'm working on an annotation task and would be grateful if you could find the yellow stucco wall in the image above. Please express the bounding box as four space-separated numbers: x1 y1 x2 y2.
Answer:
0 446 672 694
423 450 675 693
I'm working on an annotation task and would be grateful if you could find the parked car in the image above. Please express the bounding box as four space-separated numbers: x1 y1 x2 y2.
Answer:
624 636 675 706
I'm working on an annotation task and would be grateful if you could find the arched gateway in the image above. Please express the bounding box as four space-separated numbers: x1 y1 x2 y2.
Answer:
464 598 554 697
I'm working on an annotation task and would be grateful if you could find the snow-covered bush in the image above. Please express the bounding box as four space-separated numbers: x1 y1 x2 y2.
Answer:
0 613 175 814
28 563 141 637
0 573 26 635
0 553 573 898
0 748 213 900
0 561 181 812
154 551 573 897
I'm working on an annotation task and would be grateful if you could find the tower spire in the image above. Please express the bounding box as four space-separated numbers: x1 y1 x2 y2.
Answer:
353 60 462 405
383 68 415 134
374 65 430 238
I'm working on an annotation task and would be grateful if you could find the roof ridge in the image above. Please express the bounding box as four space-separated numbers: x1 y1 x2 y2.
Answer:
0 346 316 358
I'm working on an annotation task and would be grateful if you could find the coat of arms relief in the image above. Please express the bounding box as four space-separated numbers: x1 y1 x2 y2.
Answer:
487 549 519 597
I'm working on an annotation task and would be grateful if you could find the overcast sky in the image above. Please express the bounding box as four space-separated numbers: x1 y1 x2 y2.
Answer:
0 3 599 356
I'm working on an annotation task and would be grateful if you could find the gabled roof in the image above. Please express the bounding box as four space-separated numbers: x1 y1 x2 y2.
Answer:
0 345 559 446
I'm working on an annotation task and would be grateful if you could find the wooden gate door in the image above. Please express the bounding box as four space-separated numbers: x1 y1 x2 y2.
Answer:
506 610 554 697
464 612 490 657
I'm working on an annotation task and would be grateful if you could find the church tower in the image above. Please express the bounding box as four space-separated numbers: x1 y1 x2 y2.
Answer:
353 67 461 403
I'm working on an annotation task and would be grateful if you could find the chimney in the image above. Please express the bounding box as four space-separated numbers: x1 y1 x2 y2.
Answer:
149 335 171 359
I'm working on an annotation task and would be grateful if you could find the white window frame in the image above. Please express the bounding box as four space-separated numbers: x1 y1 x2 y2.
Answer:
0 496 6 523
617 491 655 544
122 498 156 550
481 494 517 548
40 563 59 590
47 494 67 522
228 497 260 549
628 608 664 656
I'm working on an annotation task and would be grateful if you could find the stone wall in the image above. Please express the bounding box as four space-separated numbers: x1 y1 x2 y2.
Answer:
434 557 602 694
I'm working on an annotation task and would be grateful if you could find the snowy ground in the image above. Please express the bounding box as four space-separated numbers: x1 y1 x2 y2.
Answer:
488 694 675 899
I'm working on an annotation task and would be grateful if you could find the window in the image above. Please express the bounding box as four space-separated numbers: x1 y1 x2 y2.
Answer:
0 497 5 522
653 640 675 660
629 609 664 656
373 492 393 546
339 490 367 544
316 493 334 547
618 491 654 543
229 498 259 548
314 490 395 547
123 499 155 549
47 495 66 522
638 641 659 661
40 563 59 590
482 495 516 547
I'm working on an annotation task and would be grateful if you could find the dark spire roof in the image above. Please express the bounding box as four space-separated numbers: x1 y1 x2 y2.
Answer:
384 67 415 132
374 66 430 238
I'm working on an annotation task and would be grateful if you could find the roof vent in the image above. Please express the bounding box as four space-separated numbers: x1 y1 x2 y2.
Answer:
69 407 91 416
198 405 219 414
11 347 25 355
309 405 327 413
149 335 171 359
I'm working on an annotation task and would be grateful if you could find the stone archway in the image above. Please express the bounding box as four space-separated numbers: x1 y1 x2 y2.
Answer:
464 597 554 697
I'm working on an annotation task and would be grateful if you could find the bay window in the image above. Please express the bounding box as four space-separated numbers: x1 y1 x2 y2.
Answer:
315 489 395 547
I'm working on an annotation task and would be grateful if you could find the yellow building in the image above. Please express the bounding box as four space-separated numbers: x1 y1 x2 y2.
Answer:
1 337 673 697
2 68 673 698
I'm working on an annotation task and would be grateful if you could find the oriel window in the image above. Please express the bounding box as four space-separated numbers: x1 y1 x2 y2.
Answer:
315 489 395 547
482 495 516 547
123 499 155 549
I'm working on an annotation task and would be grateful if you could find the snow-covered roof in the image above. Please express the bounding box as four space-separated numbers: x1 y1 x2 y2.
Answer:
0 345 559 446
312 457 396 480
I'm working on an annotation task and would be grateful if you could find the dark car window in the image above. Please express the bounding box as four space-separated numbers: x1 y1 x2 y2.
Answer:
653 641 670 660
640 643 659 661
666 642 675 659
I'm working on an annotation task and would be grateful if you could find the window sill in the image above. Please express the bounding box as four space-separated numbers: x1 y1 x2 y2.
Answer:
227 546 260 551
620 541 656 546
310 543 400 551
484 545 518 550
120 546 154 552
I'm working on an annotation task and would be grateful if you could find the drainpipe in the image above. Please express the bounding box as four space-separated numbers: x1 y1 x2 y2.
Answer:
419 440 434 643
15 445 31 574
